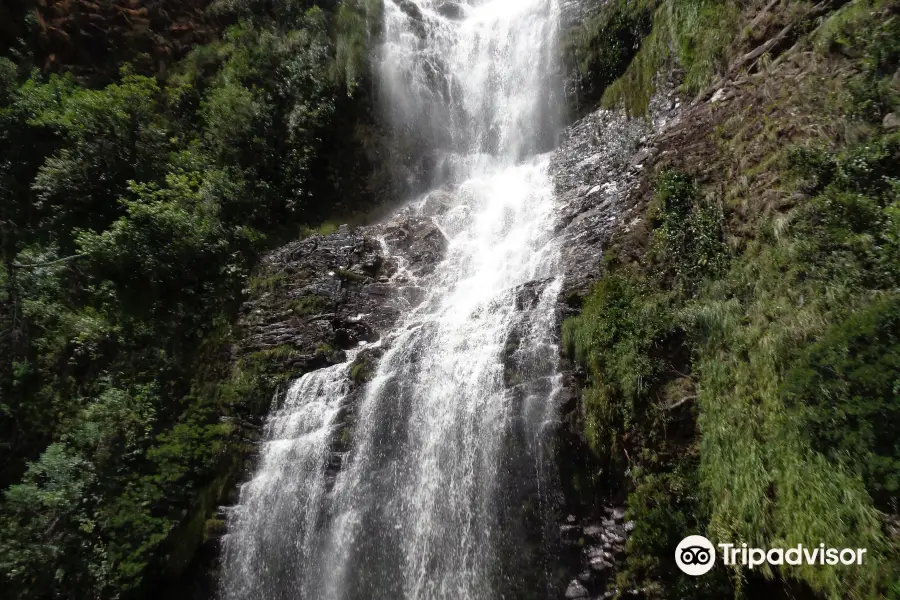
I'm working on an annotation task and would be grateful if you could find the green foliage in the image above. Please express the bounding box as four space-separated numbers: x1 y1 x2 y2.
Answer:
685 132 900 596
249 271 288 294
0 444 106 599
315 342 340 361
300 221 340 237
562 272 679 469
210 0 325 29
331 0 380 95
784 295 900 512
0 0 382 596
334 267 368 282
63 385 158 468
563 0 653 110
559 2 900 597
199 81 269 164
75 173 239 329
566 121 900 596
649 170 727 287
600 0 740 114
664 0 738 94
291 294 330 316
194 14 337 227
349 351 376 384
814 0 900 123
0 57 16 104
621 464 733 598
30 72 171 242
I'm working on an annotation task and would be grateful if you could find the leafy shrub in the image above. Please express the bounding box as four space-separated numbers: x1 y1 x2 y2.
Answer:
787 145 838 193
562 272 679 471
650 170 727 288
0 444 105 599
563 0 654 110
621 464 733 599
30 72 171 243
784 294 900 512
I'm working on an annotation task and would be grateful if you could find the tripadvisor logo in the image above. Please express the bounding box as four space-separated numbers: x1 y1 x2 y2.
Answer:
676 535 869 576
676 535 716 576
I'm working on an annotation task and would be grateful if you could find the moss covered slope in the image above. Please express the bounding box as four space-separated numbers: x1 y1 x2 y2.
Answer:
563 1 900 597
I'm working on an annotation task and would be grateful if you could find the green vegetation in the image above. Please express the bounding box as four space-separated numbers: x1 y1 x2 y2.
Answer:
648 170 727 287
315 342 340 359
334 267 369 283
300 221 341 238
688 138 900 597
349 350 377 384
603 0 740 114
291 294 331 316
565 0 741 115
564 1 900 597
0 0 383 597
563 0 654 112
563 272 679 473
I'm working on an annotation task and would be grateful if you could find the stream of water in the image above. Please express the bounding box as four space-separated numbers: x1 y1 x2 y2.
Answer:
221 1 564 598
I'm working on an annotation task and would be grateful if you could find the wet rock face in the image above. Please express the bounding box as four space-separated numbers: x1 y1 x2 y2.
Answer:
549 90 683 600
235 214 451 500
325 344 386 492
238 215 449 373
239 225 394 366
418 189 454 217
560 509 634 600
378 215 449 278
551 89 679 298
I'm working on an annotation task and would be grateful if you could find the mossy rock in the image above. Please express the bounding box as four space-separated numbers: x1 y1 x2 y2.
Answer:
349 351 377 385
334 267 368 283
291 294 330 316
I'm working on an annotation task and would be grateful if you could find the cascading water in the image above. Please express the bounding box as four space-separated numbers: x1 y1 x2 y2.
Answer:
221 357 362 600
221 1 565 598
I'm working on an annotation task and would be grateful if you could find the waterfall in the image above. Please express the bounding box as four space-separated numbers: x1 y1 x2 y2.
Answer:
221 1 564 598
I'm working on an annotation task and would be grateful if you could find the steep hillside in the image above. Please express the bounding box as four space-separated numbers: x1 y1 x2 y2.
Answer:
1 0 217 82
560 0 900 597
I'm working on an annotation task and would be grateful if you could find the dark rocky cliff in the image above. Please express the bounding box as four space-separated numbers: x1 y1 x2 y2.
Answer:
170 208 452 597
2 0 216 81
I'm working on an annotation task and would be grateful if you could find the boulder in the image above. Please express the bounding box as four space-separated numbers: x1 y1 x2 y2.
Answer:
395 0 424 21
378 215 449 276
564 580 589 599
239 226 402 363
418 189 454 216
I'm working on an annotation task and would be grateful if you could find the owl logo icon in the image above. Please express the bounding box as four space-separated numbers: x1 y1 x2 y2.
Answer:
676 535 716 576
